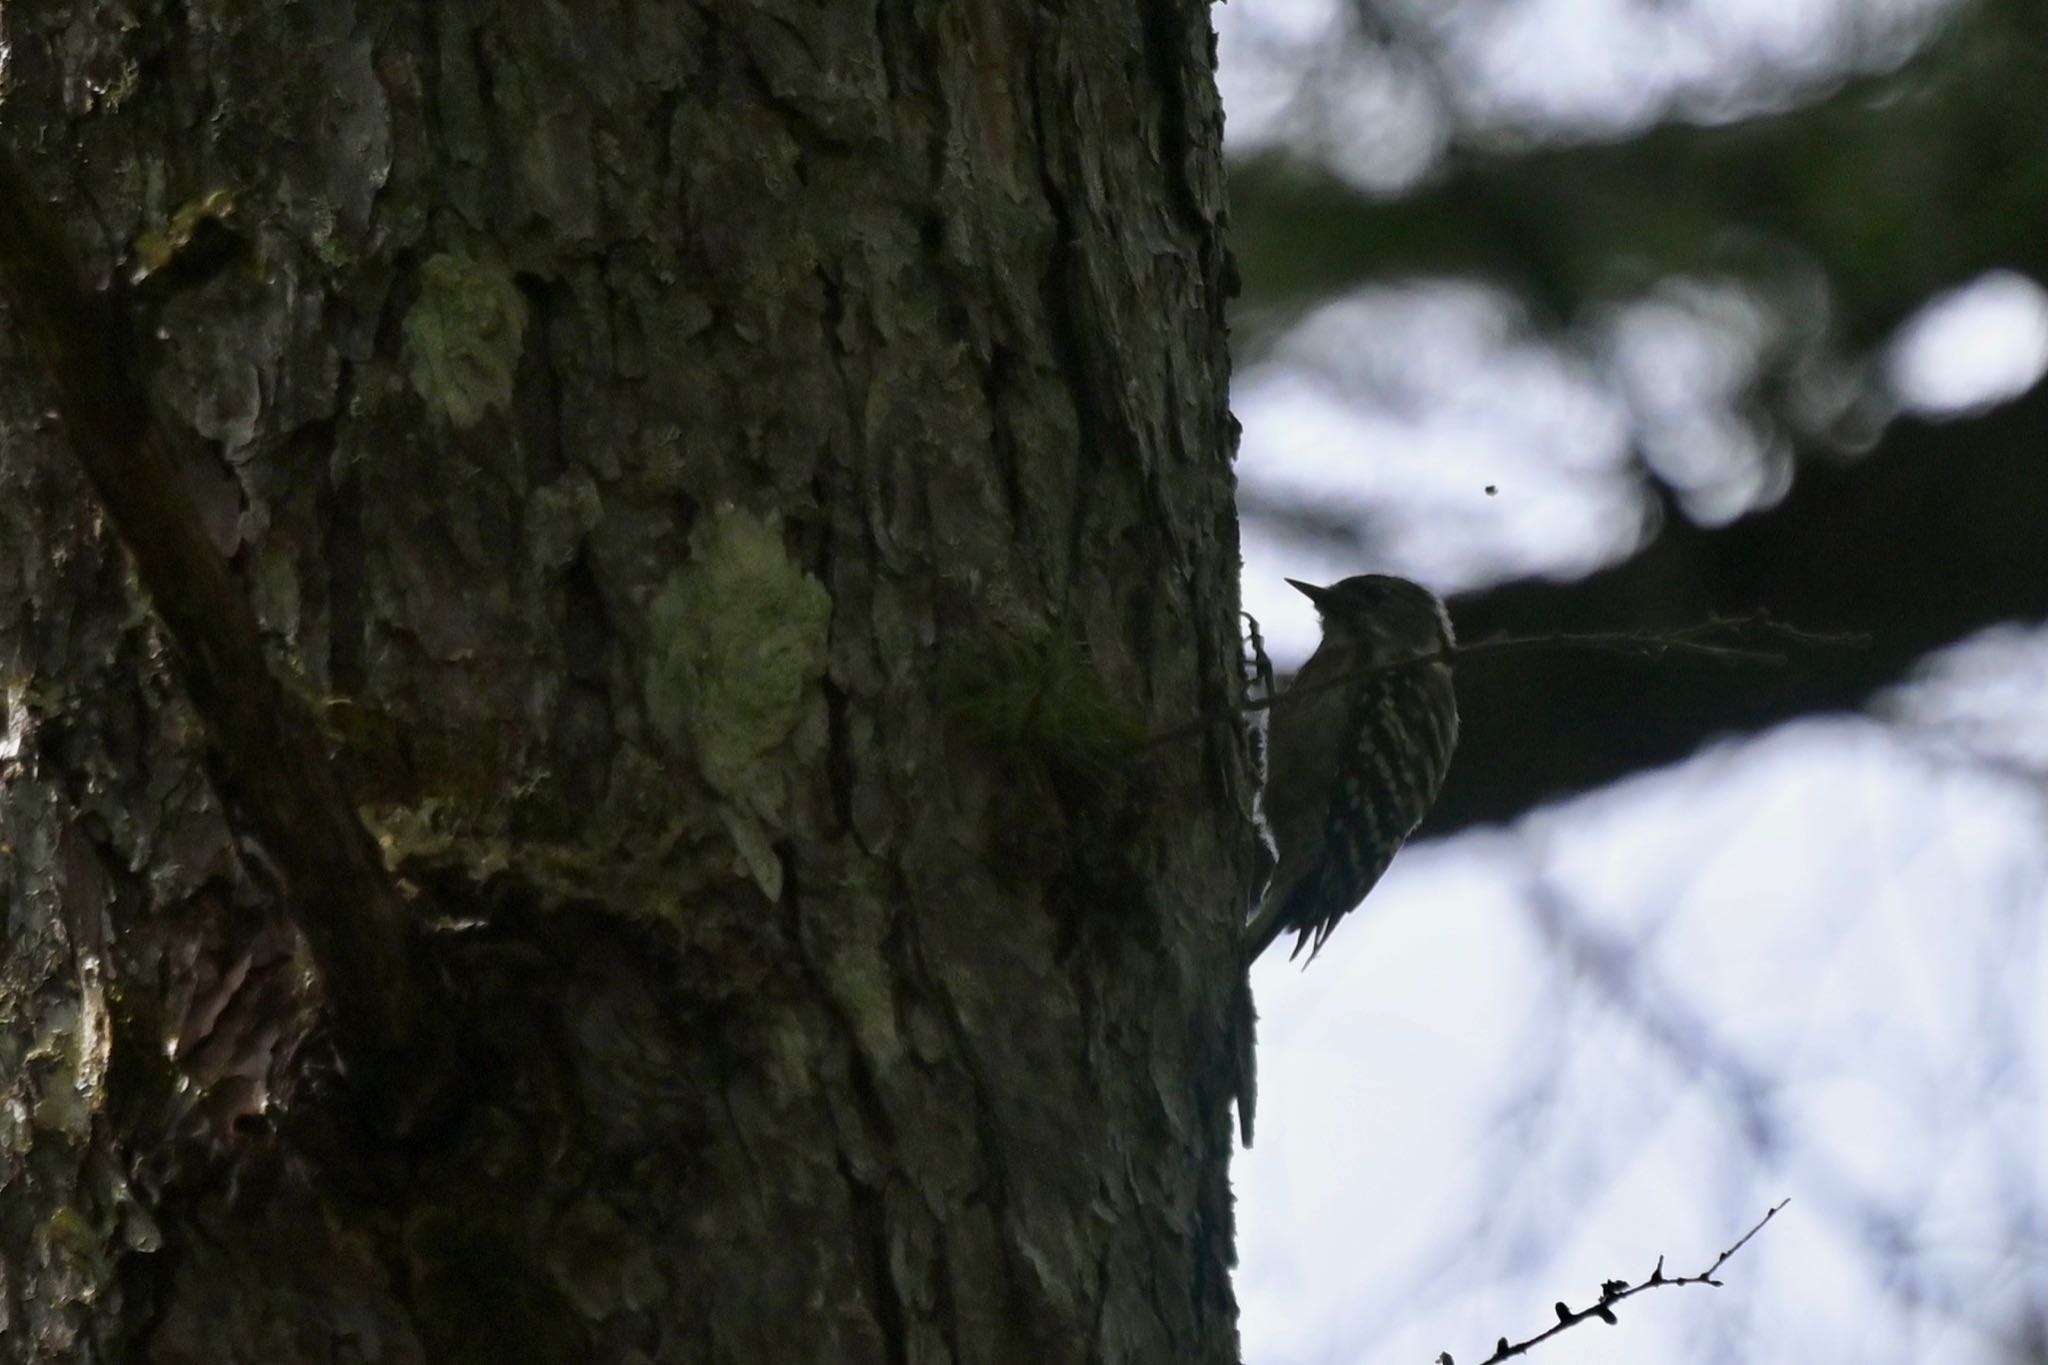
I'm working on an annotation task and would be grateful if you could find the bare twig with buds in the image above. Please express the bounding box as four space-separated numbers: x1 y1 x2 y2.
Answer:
1433 1199 1790 1365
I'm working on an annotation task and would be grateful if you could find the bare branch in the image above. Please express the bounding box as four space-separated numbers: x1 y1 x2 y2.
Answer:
1434 1199 1791 1365
1147 612 1865 749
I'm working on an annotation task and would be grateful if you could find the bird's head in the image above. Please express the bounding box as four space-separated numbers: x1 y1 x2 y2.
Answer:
1286 574 1455 658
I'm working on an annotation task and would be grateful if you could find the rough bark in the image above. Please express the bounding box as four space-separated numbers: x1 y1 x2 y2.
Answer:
0 3 1250 1362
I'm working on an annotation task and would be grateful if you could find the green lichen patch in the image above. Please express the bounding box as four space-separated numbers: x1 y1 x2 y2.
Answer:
643 510 831 878
403 252 527 428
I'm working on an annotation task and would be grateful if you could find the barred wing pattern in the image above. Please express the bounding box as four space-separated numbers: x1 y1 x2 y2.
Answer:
1269 658 1457 962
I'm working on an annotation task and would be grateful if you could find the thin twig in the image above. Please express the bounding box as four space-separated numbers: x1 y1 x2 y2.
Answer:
1434 1199 1791 1365
1147 612 1866 749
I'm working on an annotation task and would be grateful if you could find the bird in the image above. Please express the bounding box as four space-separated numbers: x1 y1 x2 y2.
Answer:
1244 574 1460 965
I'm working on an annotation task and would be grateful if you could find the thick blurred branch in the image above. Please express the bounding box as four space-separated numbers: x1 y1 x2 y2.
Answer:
1234 4 2047 352
1430 379 2048 833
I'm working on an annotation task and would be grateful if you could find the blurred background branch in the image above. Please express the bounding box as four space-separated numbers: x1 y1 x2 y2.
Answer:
1439 379 2048 831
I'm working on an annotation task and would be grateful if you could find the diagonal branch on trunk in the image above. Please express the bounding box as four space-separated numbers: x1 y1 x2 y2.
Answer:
0 138 429 1101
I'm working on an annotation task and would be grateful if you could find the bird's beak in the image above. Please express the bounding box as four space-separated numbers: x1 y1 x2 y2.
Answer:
1285 578 1333 608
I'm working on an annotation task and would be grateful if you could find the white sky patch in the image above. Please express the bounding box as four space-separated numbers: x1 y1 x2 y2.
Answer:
1239 517 1357 664
1217 0 1958 170
1236 285 1646 598
1464 0 1718 132
1213 0 1352 155
1313 54 1452 193
1876 620 2048 772
1885 270 2048 416
1236 720 2048 1365
1598 280 1800 524
1459 0 1950 132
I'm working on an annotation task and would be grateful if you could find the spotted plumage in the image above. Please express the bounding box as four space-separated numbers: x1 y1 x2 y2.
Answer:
1245 575 1459 964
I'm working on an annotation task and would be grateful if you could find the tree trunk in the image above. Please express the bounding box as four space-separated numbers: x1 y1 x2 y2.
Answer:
0 3 1249 1362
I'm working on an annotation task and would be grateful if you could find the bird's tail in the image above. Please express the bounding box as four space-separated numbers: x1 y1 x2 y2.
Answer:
1245 895 1313 966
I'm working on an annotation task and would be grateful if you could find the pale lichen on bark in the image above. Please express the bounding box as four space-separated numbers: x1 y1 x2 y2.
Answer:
402 252 528 429
644 507 832 900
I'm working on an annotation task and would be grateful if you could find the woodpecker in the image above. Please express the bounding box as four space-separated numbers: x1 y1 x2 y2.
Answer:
1245 574 1459 964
